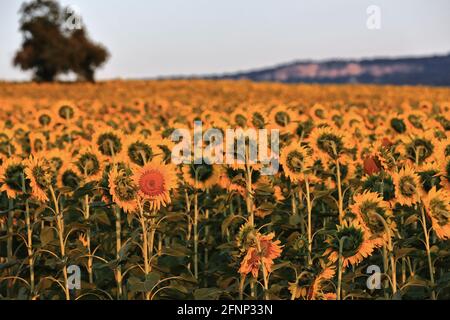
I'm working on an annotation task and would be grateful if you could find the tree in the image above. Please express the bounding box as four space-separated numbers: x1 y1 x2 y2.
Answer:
13 0 109 82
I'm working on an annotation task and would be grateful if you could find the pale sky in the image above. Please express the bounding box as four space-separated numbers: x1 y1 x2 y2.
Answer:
0 0 449 80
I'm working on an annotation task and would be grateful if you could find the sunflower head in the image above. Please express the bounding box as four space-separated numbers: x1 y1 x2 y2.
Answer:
309 127 351 160
25 156 54 202
0 158 30 199
424 187 450 240
362 173 396 203
280 144 312 182
93 127 123 157
402 133 436 165
109 167 138 214
124 135 157 166
133 160 177 211
75 148 103 181
58 164 81 190
393 166 420 206
183 158 219 190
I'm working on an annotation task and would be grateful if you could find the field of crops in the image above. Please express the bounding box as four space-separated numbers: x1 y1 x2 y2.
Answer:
0 80 449 300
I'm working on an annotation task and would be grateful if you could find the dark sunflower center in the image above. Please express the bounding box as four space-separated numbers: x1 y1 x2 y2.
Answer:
59 106 75 120
359 202 385 234
235 114 247 127
77 153 100 176
32 165 53 188
399 176 416 197
362 174 395 201
97 133 122 156
295 121 313 139
252 113 265 129
314 109 325 119
5 165 28 192
39 114 51 126
430 199 450 226
62 170 80 189
128 142 154 166
418 170 441 192
190 163 214 182
317 134 344 158
275 112 290 127
408 115 423 129
334 227 364 258
286 151 305 173
390 118 406 133
406 139 433 164
115 176 137 201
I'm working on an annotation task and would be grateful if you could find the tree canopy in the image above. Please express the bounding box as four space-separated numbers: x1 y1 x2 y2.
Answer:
13 0 109 82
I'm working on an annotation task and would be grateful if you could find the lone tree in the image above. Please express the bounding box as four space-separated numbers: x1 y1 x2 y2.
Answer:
13 0 109 82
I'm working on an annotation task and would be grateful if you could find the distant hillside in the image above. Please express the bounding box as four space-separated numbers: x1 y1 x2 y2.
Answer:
212 54 450 86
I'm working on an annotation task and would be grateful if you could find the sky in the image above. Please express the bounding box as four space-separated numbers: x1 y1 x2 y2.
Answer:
0 0 449 80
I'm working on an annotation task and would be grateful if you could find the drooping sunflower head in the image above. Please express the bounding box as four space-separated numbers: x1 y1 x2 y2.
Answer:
402 132 436 165
74 148 104 182
248 106 267 129
309 127 352 160
109 167 138 214
418 161 442 194
268 105 296 132
424 187 450 240
0 157 30 199
310 103 327 121
280 144 312 182
183 158 219 190
53 100 78 123
92 126 124 158
24 156 55 202
388 114 407 134
393 165 421 207
28 132 47 154
133 160 177 211
350 191 392 240
324 220 374 268
35 109 54 129
58 164 81 191
236 222 257 251
123 135 158 166
362 173 396 203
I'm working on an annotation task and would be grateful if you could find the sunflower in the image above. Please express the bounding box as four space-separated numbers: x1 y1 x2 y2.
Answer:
248 106 267 129
133 160 177 211
324 220 375 268
28 132 47 154
92 126 124 158
401 131 437 165
436 137 450 159
109 167 138 214
34 109 55 129
267 105 297 133
308 126 352 160
350 191 394 247
53 100 79 123
392 165 421 206
309 103 327 122
279 144 312 182
424 187 450 240
122 134 159 166
0 157 29 199
440 157 450 189
0 129 20 158
57 164 81 191
417 161 442 195
238 232 283 278
362 172 396 203
24 156 54 202
74 147 104 182
183 159 220 190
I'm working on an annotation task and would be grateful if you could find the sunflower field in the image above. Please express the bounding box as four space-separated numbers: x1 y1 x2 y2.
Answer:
0 80 449 300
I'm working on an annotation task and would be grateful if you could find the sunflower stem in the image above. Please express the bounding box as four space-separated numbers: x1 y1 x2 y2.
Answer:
335 159 344 224
305 177 313 266
49 185 70 300
114 205 123 300
420 204 436 300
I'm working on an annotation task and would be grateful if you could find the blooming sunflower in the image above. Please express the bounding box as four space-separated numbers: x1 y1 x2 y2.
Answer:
24 156 54 202
0 157 29 199
424 187 450 240
324 220 375 268
238 232 283 278
417 161 442 195
109 167 138 214
308 126 352 160
34 109 55 129
350 191 394 247
392 165 421 206
29 132 47 154
279 144 312 182
133 160 177 211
